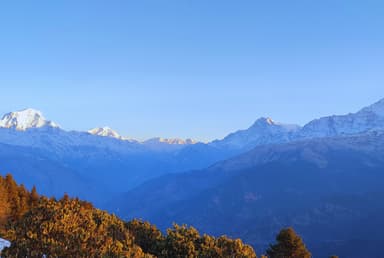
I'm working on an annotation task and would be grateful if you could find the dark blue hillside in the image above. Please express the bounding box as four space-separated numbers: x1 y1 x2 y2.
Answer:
108 131 384 257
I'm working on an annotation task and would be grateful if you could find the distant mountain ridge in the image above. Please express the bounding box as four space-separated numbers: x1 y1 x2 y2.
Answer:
1 98 384 205
109 130 384 258
297 98 384 138
4 98 384 151
210 117 301 150
0 108 198 147
211 97 384 151
144 137 197 145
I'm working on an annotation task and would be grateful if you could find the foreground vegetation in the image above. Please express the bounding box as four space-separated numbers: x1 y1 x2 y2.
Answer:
0 174 318 257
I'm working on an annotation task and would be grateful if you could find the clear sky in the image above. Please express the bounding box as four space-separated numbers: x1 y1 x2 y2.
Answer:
0 1 384 141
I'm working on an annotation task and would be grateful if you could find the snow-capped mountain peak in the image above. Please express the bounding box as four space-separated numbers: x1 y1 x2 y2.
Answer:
251 117 301 131
211 117 301 150
0 108 59 131
143 137 197 145
88 127 123 139
252 117 275 126
141 137 198 151
298 98 384 138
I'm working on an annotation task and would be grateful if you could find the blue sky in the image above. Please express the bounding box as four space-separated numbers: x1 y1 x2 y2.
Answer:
0 1 384 141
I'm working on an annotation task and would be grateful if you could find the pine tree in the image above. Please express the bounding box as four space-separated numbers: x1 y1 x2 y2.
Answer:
266 227 311 258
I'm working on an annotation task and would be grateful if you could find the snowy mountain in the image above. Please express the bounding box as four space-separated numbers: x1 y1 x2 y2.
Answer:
210 98 384 151
210 117 301 150
0 109 196 153
298 98 384 138
88 127 122 139
2 98 384 205
142 137 198 151
3 98 384 151
0 109 196 149
0 110 216 203
87 128 198 149
87 126 137 142
0 108 59 131
144 137 197 145
9 99 384 154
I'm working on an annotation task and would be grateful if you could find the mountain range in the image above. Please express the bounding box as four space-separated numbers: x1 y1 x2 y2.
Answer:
2 97 384 153
110 130 384 257
1 98 384 256
0 99 384 199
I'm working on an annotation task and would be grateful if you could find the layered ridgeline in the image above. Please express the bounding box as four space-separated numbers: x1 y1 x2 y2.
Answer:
0 173 315 257
1 98 384 205
109 98 384 258
0 109 209 204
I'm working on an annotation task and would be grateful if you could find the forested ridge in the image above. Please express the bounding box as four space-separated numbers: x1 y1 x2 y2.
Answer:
0 174 318 257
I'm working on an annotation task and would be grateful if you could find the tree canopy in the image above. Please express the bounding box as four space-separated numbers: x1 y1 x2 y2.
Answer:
0 174 257 257
266 227 311 258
